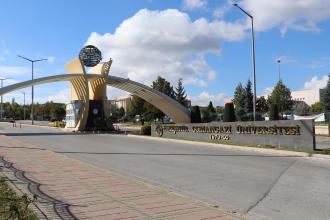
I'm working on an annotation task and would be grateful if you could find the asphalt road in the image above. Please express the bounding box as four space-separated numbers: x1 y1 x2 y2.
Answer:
0 122 330 220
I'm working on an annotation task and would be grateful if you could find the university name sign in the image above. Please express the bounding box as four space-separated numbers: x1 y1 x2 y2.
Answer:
152 120 315 150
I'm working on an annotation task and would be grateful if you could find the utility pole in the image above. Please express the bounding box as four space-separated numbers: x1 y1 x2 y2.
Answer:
277 59 281 81
233 3 257 121
18 55 47 125
22 91 26 120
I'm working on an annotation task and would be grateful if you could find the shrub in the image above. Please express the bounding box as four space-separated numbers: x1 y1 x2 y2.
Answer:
140 125 151 135
191 106 202 123
269 104 279 120
223 103 235 122
0 177 38 220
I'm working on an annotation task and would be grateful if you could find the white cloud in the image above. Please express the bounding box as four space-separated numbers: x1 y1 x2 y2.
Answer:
107 86 129 100
306 57 330 69
46 56 56 64
239 0 330 34
44 88 70 103
303 75 329 90
188 91 225 106
262 87 274 97
212 0 233 18
183 0 207 10
0 65 30 76
86 9 245 88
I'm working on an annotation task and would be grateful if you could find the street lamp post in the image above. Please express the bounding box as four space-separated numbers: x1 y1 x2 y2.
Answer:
233 3 257 121
18 55 47 125
0 78 11 120
22 92 26 120
277 59 281 81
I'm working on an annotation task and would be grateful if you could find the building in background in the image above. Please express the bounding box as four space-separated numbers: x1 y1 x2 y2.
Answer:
109 95 133 115
291 89 321 106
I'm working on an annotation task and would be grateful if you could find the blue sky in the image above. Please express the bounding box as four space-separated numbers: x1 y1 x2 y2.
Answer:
0 0 330 106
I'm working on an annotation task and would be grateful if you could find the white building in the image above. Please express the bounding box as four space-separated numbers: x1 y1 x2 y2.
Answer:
291 89 321 106
109 95 133 114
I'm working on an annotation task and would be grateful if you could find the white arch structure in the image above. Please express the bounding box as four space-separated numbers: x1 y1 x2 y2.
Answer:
0 73 191 129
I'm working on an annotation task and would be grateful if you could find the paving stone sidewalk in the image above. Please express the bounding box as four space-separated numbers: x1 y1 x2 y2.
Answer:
0 135 246 220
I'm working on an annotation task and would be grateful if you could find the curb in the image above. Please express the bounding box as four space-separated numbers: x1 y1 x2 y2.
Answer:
1 121 60 130
127 134 330 160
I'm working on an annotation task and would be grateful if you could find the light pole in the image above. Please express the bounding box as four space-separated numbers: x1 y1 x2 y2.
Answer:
22 91 26 120
18 55 47 125
233 3 257 121
0 77 11 120
277 59 281 81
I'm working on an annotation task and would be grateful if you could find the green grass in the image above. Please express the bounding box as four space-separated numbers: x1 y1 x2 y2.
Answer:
0 177 38 220
155 136 330 155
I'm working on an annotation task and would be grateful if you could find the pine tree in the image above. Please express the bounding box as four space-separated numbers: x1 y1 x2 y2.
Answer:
223 103 235 122
256 96 268 120
201 101 216 122
233 82 246 121
175 78 187 107
322 75 330 113
269 104 279 120
268 80 293 119
245 80 254 121
144 76 175 121
127 96 145 118
191 106 202 123
152 76 175 98
207 101 216 113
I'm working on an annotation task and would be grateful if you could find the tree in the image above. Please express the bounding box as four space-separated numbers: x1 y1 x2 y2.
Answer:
207 101 216 114
293 101 312 116
311 102 323 114
215 106 224 114
245 80 254 121
175 78 188 107
322 75 330 113
2 101 65 121
127 96 145 118
267 80 293 119
233 82 246 121
223 103 235 122
144 76 175 121
118 107 125 117
256 96 268 119
53 104 66 120
202 101 217 122
152 76 175 98
191 106 202 123
269 104 279 120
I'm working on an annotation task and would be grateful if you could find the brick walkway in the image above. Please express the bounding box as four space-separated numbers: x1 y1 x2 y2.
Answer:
0 135 246 220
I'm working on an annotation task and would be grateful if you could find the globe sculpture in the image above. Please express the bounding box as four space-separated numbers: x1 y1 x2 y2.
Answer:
79 45 102 67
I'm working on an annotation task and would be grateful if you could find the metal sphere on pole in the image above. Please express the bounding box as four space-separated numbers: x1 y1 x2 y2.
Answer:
17 55 47 125
277 58 281 81
233 3 257 121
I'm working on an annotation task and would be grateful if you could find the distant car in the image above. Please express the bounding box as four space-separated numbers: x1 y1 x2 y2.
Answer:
163 116 172 123
135 115 142 122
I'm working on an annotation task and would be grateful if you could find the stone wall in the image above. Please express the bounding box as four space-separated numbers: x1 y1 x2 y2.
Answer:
152 120 315 151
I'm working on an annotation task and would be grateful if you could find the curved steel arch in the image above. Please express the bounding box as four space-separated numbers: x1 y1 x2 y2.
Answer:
0 74 191 125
